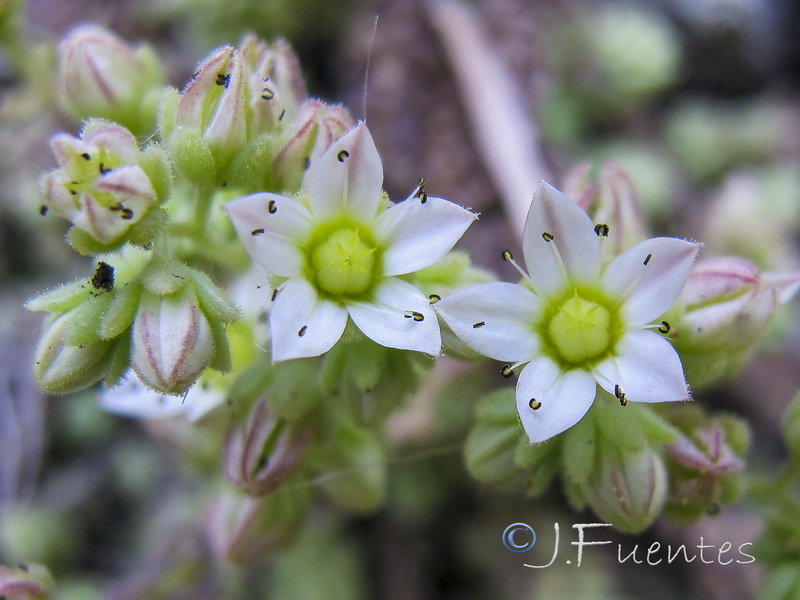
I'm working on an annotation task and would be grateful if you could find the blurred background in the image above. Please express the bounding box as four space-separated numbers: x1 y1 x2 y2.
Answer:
2 0 800 598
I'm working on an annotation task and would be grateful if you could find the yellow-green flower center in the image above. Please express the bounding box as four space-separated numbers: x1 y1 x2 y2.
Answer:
547 293 612 364
303 221 382 300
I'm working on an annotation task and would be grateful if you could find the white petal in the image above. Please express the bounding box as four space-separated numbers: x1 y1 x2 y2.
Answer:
594 330 689 404
602 237 700 325
270 278 348 361
347 278 441 355
522 181 601 296
434 282 540 362
516 357 597 444
224 193 311 277
376 194 477 276
306 122 383 220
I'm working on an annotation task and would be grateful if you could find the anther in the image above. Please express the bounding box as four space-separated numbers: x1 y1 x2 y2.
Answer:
658 320 671 334
121 208 134 220
251 228 265 236
428 294 441 303
298 325 307 337
643 253 652 266
594 223 609 237
472 321 485 329
404 311 425 322
268 200 277 214
91 261 114 291
99 163 111 175
80 152 91 161
542 232 554 242
619 394 628 406
529 398 542 410
279 109 286 121
501 250 513 262
216 73 231 88
500 365 514 378
39 205 48 216
614 384 627 406
337 149 350 162
271 288 279 301
261 87 275 100
413 177 428 204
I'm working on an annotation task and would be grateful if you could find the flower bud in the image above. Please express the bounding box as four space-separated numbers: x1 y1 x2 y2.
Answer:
271 99 353 192
671 257 800 388
173 45 247 179
0 563 55 600
224 399 312 496
583 443 668 533
563 161 649 255
131 287 214 395
240 34 306 134
667 423 745 475
40 120 170 252
206 486 309 563
58 24 164 134
33 309 119 394
782 390 800 462
463 389 524 484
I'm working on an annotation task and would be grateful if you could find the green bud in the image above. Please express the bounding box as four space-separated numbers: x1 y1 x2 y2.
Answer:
57 24 164 134
0 563 55 600
464 389 526 484
757 563 800 600
783 390 800 462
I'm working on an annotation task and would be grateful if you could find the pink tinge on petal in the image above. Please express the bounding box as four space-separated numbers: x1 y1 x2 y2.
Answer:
522 181 602 296
305 122 383 220
83 122 140 163
516 357 597 444
177 45 234 128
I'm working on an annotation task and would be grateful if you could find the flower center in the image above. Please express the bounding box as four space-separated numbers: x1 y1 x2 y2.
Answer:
547 294 612 363
309 226 378 297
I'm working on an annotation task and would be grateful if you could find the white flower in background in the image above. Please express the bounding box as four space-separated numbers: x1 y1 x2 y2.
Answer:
99 370 223 422
435 182 699 444
225 123 476 361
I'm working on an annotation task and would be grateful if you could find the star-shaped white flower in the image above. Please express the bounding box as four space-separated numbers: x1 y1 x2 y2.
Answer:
435 181 700 444
225 123 476 361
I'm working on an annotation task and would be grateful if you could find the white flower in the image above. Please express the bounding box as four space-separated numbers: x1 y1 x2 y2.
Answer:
224 123 476 361
435 181 700 444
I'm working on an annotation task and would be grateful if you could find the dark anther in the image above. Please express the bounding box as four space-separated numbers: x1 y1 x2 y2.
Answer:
594 223 609 237
542 232 554 242
473 321 485 329
216 73 231 88
99 163 112 175
501 250 513 262
91 261 115 291
619 394 628 406
501 365 514 378
658 320 671 334
643 253 652 266
428 294 441 303
80 152 91 161
529 398 542 410
261 87 275 100
271 288 279 301
304 157 311 170
413 177 428 204
268 200 277 214
337 149 350 162
279 109 286 121
298 325 308 337
121 208 134 220
251 228 265 236
404 311 425 322
39 205 48 216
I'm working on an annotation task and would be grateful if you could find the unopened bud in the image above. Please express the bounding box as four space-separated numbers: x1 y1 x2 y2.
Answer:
563 161 649 255
584 444 668 533
0 563 54 600
224 399 312 496
672 257 800 388
58 24 164 134
131 287 214 395
206 487 309 563
40 120 170 251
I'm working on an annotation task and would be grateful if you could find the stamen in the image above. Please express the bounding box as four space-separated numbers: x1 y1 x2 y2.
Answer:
216 73 231 88
271 288 279 301
268 200 278 214
121 208 134 220
501 249 513 262
413 177 428 204
251 228 265 236
614 384 627 406
643 253 652 266
529 398 542 410
428 294 441 304
80 152 91 161
337 150 350 162
472 321 485 328
404 311 425 322
500 250 538 291
39 206 48 216
261 87 275 100
594 223 609 237
298 325 308 337
658 320 671 334
500 364 514 378
542 231 554 242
